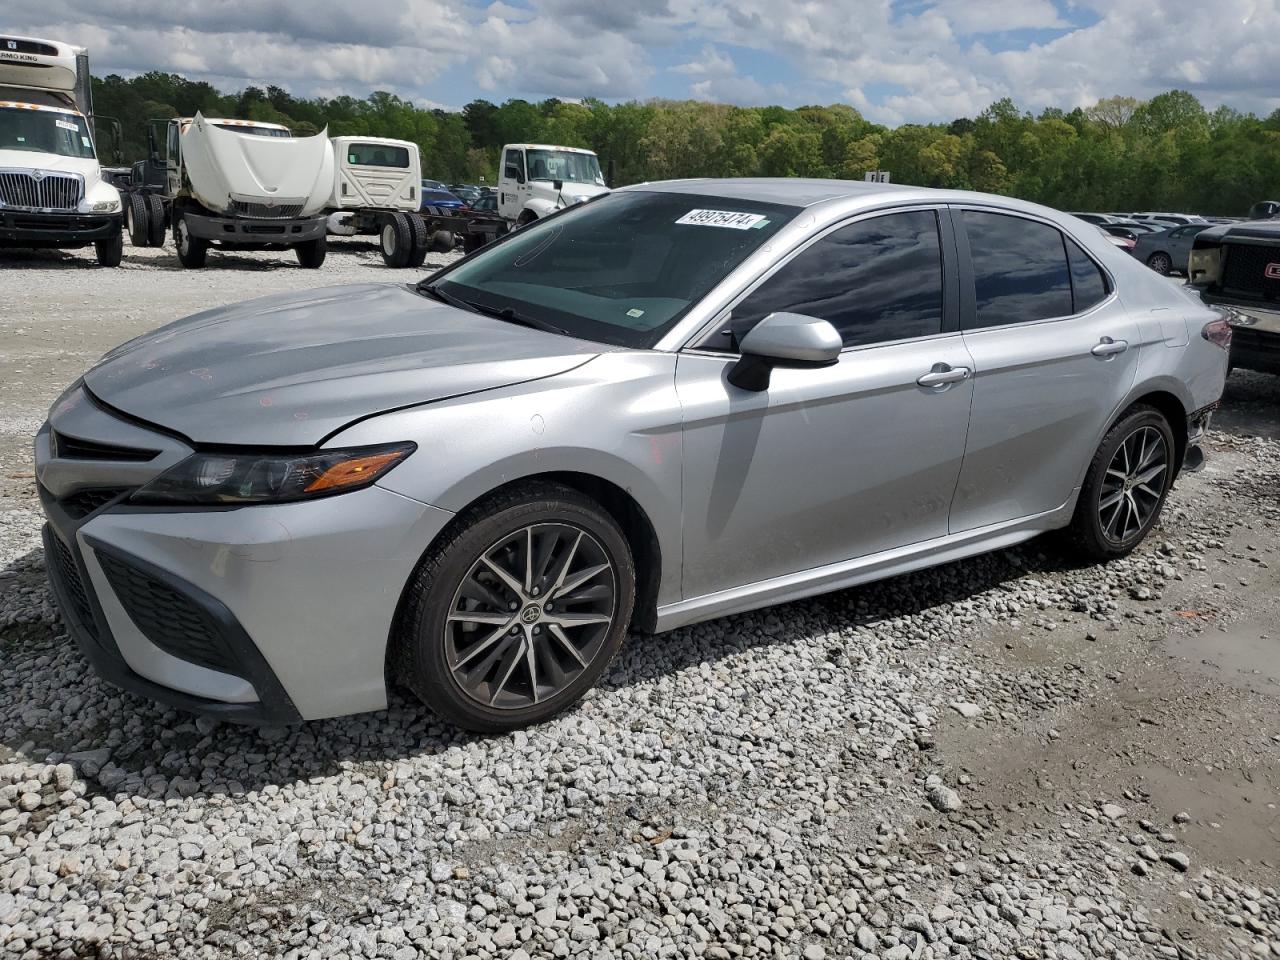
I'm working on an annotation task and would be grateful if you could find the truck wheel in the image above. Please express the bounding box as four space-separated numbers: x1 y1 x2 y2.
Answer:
295 236 327 269
145 195 167 247
126 194 150 247
462 232 485 254
95 228 124 268
407 215 429 268
380 213 413 268
429 229 455 253
175 214 209 269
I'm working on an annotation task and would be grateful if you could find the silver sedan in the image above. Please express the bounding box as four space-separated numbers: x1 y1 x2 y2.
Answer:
36 179 1230 730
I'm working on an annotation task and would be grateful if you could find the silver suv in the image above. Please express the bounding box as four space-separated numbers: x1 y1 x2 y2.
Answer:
36 179 1230 730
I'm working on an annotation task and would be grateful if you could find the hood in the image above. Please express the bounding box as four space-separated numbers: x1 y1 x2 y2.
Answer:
530 181 610 208
0 149 101 180
83 283 603 447
182 113 334 217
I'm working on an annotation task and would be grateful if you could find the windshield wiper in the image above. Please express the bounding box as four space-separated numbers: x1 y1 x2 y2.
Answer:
416 280 571 337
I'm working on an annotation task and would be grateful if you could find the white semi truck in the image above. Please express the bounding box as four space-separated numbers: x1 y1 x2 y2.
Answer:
325 135 509 267
0 34 124 266
122 114 334 269
496 143 610 227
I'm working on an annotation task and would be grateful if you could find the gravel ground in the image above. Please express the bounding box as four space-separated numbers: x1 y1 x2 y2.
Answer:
1 242 1279 960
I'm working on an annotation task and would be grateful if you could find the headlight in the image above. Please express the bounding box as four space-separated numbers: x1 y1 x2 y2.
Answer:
92 199 120 212
130 443 415 506
1188 246 1221 286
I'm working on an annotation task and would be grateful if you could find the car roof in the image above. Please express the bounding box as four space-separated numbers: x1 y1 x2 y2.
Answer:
509 144 598 155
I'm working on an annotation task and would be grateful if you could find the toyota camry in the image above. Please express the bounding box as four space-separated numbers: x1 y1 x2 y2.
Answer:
37 179 1229 731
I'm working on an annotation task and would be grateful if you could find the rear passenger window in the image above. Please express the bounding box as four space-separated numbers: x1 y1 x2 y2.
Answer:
962 211 1072 327
1065 238 1108 312
729 210 945 348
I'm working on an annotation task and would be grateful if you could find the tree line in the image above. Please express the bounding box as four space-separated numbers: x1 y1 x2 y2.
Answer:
91 72 1280 216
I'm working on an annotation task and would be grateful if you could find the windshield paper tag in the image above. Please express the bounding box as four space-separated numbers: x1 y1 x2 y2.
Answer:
676 209 769 230
55 118 78 131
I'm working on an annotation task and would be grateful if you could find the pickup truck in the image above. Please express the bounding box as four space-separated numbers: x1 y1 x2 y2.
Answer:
1189 215 1280 375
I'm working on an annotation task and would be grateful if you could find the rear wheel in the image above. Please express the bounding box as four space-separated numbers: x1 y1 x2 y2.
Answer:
407 215 429 268
392 482 635 732
145 195 167 247
1146 251 1172 275
1067 405 1176 560
174 213 208 269
126 194 149 247
379 212 413 268
462 231 486 254
94 227 123 267
295 236 327 269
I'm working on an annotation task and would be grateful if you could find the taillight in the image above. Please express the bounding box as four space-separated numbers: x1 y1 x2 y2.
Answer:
1202 318 1232 349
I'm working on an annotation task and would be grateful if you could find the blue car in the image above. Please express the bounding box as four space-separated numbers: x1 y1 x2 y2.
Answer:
421 180 467 214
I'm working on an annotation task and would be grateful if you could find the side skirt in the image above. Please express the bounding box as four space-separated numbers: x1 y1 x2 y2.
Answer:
653 498 1077 633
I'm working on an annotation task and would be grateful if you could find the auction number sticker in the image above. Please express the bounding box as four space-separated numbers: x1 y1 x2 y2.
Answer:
55 118 79 131
676 208 769 230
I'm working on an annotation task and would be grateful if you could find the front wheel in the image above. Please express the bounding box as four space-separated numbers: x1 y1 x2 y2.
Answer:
94 228 123 267
295 236 327 269
174 213 208 268
1067 405 1176 560
392 482 636 732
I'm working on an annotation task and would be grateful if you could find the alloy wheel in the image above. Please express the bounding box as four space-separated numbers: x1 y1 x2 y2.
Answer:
1098 425 1168 543
444 523 616 709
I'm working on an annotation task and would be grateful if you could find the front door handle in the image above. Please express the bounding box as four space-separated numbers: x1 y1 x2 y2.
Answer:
1091 337 1129 357
916 364 971 388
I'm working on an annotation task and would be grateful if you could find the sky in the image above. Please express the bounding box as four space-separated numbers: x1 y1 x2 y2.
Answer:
6 0 1279 124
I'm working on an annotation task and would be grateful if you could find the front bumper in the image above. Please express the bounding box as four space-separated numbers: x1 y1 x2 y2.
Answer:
0 210 120 247
35 395 453 723
185 211 327 246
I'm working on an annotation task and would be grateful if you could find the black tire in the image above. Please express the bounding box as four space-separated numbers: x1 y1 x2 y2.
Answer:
174 212 208 269
94 227 123 267
295 236 327 269
406 215 429 268
379 212 413 268
1067 405 1176 561
145 195 167 247
462 231 486 254
1146 251 1172 276
392 482 636 732
429 229 455 253
126 194 150 247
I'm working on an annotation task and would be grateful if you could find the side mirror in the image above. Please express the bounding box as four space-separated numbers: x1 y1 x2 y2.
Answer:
606 158 616 188
727 312 842 391
553 178 564 191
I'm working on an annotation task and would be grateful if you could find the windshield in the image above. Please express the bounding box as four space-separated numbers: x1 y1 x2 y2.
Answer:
525 149 604 186
0 107 94 158
425 190 797 348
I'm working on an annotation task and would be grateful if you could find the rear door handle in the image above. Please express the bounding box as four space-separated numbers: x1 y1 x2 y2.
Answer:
1091 337 1129 357
916 365 971 388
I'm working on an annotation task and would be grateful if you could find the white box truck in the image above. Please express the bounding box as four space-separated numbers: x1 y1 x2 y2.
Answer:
325 136 509 267
122 113 334 269
0 34 124 266
496 143 609 227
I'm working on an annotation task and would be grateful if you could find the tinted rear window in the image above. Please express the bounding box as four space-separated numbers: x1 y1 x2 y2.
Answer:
962 210 1073 327
347 143 410 167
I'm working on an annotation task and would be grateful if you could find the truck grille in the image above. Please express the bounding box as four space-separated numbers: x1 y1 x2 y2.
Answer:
230 198 304 220
1222 243 1280 302
0 170 84 212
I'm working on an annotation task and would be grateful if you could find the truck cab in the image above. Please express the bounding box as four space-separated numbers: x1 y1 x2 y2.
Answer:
496 143 609 226
0 34 123 266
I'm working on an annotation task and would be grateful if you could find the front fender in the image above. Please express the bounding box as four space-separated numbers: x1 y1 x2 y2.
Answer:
523 198 560 220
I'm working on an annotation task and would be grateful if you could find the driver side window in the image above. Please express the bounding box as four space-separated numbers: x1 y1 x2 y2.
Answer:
502 149 524 181
714 210 946 350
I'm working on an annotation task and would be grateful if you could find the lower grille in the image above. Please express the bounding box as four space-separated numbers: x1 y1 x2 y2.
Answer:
1222 243 1280 302
0 170 84 212
230 199 304 220
50 535 96 635
95 553 242 677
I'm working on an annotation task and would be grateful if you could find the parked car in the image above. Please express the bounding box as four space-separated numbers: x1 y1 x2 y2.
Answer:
1132 224 1209 275
470 193 498 214
36 180 1227 730
1100 224 1141 244
1071 213 1115 224
420 184 467 213
449 184 484 204
1247 201 1279 220
1133 213 1206 226
1100 227 1136 252
1189 220 1280 374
